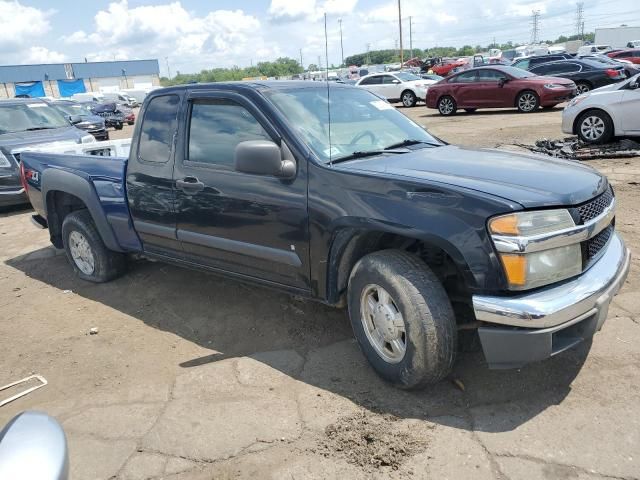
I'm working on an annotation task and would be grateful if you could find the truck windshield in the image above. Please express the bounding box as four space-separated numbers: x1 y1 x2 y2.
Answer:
0 103 70 134
265 87 440 163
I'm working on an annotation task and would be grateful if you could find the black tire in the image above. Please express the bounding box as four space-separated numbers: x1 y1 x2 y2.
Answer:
576 110 614 144
62 210 126 283
575 81 592 95
516 90 539 113
127 121 134 126
401 90 418 107
115 123 124 130
464 108 477 113
347 250 457 389
437 96 457 116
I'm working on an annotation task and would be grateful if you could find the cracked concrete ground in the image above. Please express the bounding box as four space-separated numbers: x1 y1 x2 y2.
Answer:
1 107 639 479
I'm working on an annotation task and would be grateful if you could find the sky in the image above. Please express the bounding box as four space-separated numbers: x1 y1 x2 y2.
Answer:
0 0 637 75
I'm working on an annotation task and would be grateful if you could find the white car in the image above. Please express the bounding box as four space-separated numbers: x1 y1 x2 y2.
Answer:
562 73 640 143
577 45 613 57
355 72 436 107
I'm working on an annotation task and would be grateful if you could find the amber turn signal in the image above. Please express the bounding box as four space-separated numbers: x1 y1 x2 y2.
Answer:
499 254 527 287
489 214 519 235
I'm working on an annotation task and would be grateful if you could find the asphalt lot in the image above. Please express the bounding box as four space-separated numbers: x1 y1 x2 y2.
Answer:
1 105 639 480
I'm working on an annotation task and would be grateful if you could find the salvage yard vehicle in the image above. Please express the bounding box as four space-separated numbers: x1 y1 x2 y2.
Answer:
426 66 576 115
20 82 630 389
355 71 436 107
45 100 109 141
529 59 627 95
562 73 640 143
607 49 640 65
511 53 573 70
0 98 95 207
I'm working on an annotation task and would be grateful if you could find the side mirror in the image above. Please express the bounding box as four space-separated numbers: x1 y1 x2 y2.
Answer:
68 115 83 124
0 411 69 480
392 79 401 84
498 78 508 87
630 81 639 90
235 140 296 178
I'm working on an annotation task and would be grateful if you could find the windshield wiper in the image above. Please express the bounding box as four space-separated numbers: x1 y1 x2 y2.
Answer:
25 127 55 131
330 149 405 165
383 139 440 150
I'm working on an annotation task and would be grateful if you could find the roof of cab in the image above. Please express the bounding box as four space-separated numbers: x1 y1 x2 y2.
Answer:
148 80 354 96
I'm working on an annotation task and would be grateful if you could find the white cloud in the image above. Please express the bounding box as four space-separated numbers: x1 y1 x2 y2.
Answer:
23 46 66 64
0 1 52 53
268 0 358 23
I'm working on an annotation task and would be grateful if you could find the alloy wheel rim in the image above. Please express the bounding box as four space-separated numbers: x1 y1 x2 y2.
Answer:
518 93 536 112
360 284 406 364
403 92 415 106
580 116 605 141
440 98 453 114
577 84 590 95
69 231 95 275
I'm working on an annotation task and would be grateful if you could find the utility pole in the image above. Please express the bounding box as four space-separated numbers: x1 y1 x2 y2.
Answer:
165 57 171 79
409 16 413 60
299 48 303 70
575 2 584 38
530 10 540 44
397 0 403 66
366 43 371 65
338 18 344 67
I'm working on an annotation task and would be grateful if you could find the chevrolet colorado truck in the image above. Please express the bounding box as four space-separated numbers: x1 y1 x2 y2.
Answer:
20 82 630 389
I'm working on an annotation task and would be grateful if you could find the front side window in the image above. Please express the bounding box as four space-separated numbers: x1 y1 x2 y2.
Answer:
187 99 270 167
381 75 398 84
477 69 506 81
360 76 382 85
138 94 180 163
515 59 530 69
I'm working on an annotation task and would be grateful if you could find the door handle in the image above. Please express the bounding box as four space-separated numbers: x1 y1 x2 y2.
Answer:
176 177 205 193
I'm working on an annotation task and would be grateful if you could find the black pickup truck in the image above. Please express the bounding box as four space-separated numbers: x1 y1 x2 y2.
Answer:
20 82 630 389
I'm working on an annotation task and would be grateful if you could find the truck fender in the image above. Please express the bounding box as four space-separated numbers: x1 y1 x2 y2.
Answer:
41 168 124 252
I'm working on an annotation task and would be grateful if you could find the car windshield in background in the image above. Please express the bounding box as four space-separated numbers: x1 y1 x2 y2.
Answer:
52 103 86 117
394 72 421 81
500 66 536 78
265 87 440 163
0 102 70 134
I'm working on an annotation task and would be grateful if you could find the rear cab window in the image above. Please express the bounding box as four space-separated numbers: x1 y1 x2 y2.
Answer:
138 95 181 163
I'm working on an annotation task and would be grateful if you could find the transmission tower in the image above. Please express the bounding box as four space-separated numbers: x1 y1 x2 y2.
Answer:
575 2 584 37
530 10 540 44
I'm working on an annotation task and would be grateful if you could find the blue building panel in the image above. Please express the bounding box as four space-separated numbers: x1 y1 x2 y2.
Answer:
0 60 159 84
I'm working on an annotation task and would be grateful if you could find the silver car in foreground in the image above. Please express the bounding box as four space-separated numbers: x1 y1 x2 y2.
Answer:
562 73 640 143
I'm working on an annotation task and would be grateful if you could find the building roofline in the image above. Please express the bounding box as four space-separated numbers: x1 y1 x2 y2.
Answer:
0 59 160 69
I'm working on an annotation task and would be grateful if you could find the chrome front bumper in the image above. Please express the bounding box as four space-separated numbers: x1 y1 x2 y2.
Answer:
473 233 630 368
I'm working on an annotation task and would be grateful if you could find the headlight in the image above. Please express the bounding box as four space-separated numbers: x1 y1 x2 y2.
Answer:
544 83 567 89
489 209 582 290
566 95 589 107
0 151 11 168
80 134 96 144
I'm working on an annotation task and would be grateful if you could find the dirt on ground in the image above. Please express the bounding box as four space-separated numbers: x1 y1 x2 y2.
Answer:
1 104 639 480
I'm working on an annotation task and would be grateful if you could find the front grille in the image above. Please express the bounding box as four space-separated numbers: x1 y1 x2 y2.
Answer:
584 224 613 266
577 186 614 224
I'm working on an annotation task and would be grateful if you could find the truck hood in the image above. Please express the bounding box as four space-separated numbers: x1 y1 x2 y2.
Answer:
338 145 607 208
0 126 85 152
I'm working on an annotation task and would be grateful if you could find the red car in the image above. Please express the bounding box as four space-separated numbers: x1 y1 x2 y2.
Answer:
425 66 576 115
431 58 468 76
607 49 640 65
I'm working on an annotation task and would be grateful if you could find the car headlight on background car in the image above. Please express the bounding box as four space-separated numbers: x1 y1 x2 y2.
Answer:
80 134 96 144
544 83 567 89
489 209 583 290
0 151 11 168
566 95 589 107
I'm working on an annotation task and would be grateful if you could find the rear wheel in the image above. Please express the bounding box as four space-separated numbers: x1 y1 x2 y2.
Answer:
348 250 457 389
516 91 539 113
576 110 613 144
401 90 418 107
437 96 457 116
62 210 126 283
576 82 591 95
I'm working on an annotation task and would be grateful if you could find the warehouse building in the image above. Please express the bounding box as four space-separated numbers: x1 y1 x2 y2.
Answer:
0 59 160 99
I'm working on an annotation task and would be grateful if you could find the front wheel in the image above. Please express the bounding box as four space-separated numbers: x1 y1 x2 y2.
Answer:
62 210 127 283
437 96 457 116
348 250 457 389
516 91 539 113
401 90 417 107
576 110 613 144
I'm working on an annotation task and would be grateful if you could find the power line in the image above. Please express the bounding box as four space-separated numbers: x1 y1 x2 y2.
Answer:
530 10 541 44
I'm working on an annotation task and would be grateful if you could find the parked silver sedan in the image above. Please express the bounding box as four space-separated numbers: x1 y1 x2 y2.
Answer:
562 73 640 143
